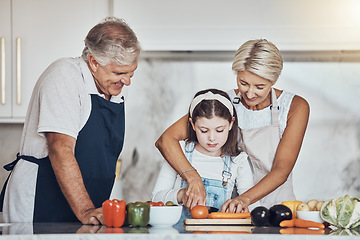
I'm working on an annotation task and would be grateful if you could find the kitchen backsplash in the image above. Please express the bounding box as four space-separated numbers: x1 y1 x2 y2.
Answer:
0 59 359 204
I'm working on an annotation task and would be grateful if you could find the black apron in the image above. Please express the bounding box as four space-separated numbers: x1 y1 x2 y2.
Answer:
0 94 125 222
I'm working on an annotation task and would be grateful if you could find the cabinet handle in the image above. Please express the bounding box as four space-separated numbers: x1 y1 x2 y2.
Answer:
16 37 21 105
1 37 5 105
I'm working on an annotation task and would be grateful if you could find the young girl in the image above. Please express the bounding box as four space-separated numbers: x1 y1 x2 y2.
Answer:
152 89 254 221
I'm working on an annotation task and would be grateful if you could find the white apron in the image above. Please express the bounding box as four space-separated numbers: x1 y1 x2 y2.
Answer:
235 88 295 208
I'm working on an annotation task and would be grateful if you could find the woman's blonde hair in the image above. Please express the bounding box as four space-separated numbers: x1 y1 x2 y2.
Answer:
232 39 283 83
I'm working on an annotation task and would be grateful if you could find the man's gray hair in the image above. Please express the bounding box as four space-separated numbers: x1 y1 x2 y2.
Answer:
82 17 141 66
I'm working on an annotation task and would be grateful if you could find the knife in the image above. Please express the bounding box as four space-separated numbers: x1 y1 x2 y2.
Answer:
208 207 219 213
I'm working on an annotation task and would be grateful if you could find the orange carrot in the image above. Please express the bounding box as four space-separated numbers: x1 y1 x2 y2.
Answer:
294 219 325 229
280 219 296 227
208 212 251 219
280 227 325 235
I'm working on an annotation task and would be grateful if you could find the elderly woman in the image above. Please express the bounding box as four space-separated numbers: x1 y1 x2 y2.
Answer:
156 39 310 212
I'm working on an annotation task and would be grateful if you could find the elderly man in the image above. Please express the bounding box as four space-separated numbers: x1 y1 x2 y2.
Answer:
0 17 140 224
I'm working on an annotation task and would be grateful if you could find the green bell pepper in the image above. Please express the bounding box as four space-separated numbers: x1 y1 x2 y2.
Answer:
126 201 150 227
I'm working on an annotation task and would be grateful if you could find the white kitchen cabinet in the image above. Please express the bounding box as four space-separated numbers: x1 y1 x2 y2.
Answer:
113 0 360 51
0 0 109 122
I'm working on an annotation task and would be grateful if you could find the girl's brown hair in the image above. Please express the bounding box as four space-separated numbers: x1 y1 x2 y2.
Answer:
186 89 240 157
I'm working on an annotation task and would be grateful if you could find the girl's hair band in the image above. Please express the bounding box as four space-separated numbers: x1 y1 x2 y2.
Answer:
189 91 234 117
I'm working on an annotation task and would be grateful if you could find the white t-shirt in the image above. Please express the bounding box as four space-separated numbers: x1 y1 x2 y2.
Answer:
152 144 254 208
19 57 127 158
3 57 127 222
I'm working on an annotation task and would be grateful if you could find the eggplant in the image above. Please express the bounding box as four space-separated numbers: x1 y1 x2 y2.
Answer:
268 204 292 227
251 206 270 227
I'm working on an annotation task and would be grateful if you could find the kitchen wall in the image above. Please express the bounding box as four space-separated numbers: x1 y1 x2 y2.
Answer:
113 57 360 203
0 56 359 205
0 124 23 186
1 0 359 206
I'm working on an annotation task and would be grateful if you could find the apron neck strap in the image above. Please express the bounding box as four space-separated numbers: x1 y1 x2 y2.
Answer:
270 88 280 125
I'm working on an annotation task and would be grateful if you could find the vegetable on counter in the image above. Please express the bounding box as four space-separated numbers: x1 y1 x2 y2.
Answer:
297 202 311 211
280 218 325 229
148 201 164 206
165 201 176 206
208 212 251 219
320 194 360 229
190 205 209 219
281 200 302 218
250 204 292 227
296 199 324 212
269 204 292 227
102 199 126 227
251 206 270 226
102 199 127 228
126 201 150 227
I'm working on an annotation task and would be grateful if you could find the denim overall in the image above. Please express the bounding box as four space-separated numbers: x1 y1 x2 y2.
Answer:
0 94 125 222
178 142 232 223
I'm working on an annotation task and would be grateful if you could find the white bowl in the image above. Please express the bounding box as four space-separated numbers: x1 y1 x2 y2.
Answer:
149 205 182 228
296 211 324 223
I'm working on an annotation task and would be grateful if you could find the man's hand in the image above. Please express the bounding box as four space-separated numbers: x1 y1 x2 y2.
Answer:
46 132 100 224
79 207 105 225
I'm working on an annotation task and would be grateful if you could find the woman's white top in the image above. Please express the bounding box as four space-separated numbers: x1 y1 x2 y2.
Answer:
227 89 295 135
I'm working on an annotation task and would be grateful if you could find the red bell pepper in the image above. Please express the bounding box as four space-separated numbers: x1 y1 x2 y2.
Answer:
102 199 126 228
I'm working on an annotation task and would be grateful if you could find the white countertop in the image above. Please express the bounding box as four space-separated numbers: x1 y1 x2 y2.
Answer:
0 222 359 240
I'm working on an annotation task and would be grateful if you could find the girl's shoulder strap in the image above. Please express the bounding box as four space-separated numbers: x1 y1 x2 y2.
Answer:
185 141 196 153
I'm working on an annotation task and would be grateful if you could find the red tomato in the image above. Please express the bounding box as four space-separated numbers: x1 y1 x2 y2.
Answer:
149 201 164 206
190 205 209 219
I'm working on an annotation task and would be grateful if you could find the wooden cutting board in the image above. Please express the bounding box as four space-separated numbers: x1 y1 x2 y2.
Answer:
184 218 252 225
184 224 254 233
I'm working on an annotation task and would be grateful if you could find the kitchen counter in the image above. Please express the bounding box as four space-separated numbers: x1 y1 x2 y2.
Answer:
0 222 359 240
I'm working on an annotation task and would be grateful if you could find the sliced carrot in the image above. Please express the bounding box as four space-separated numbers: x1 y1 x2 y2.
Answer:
208 212 251 219
280 219 296 227
294 219 325 229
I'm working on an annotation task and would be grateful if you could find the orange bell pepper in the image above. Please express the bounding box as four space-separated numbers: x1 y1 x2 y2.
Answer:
281 201 302 219
102 199 126 228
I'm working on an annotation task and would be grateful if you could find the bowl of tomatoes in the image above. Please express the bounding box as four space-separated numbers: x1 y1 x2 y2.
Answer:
149 201 182 228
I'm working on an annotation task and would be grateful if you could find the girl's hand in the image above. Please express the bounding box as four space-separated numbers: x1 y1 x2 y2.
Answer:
177 189 186 204
221 198 249 213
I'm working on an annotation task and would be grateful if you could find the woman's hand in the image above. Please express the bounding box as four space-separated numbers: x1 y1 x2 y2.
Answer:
221 197 249 213
182 174 206 211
